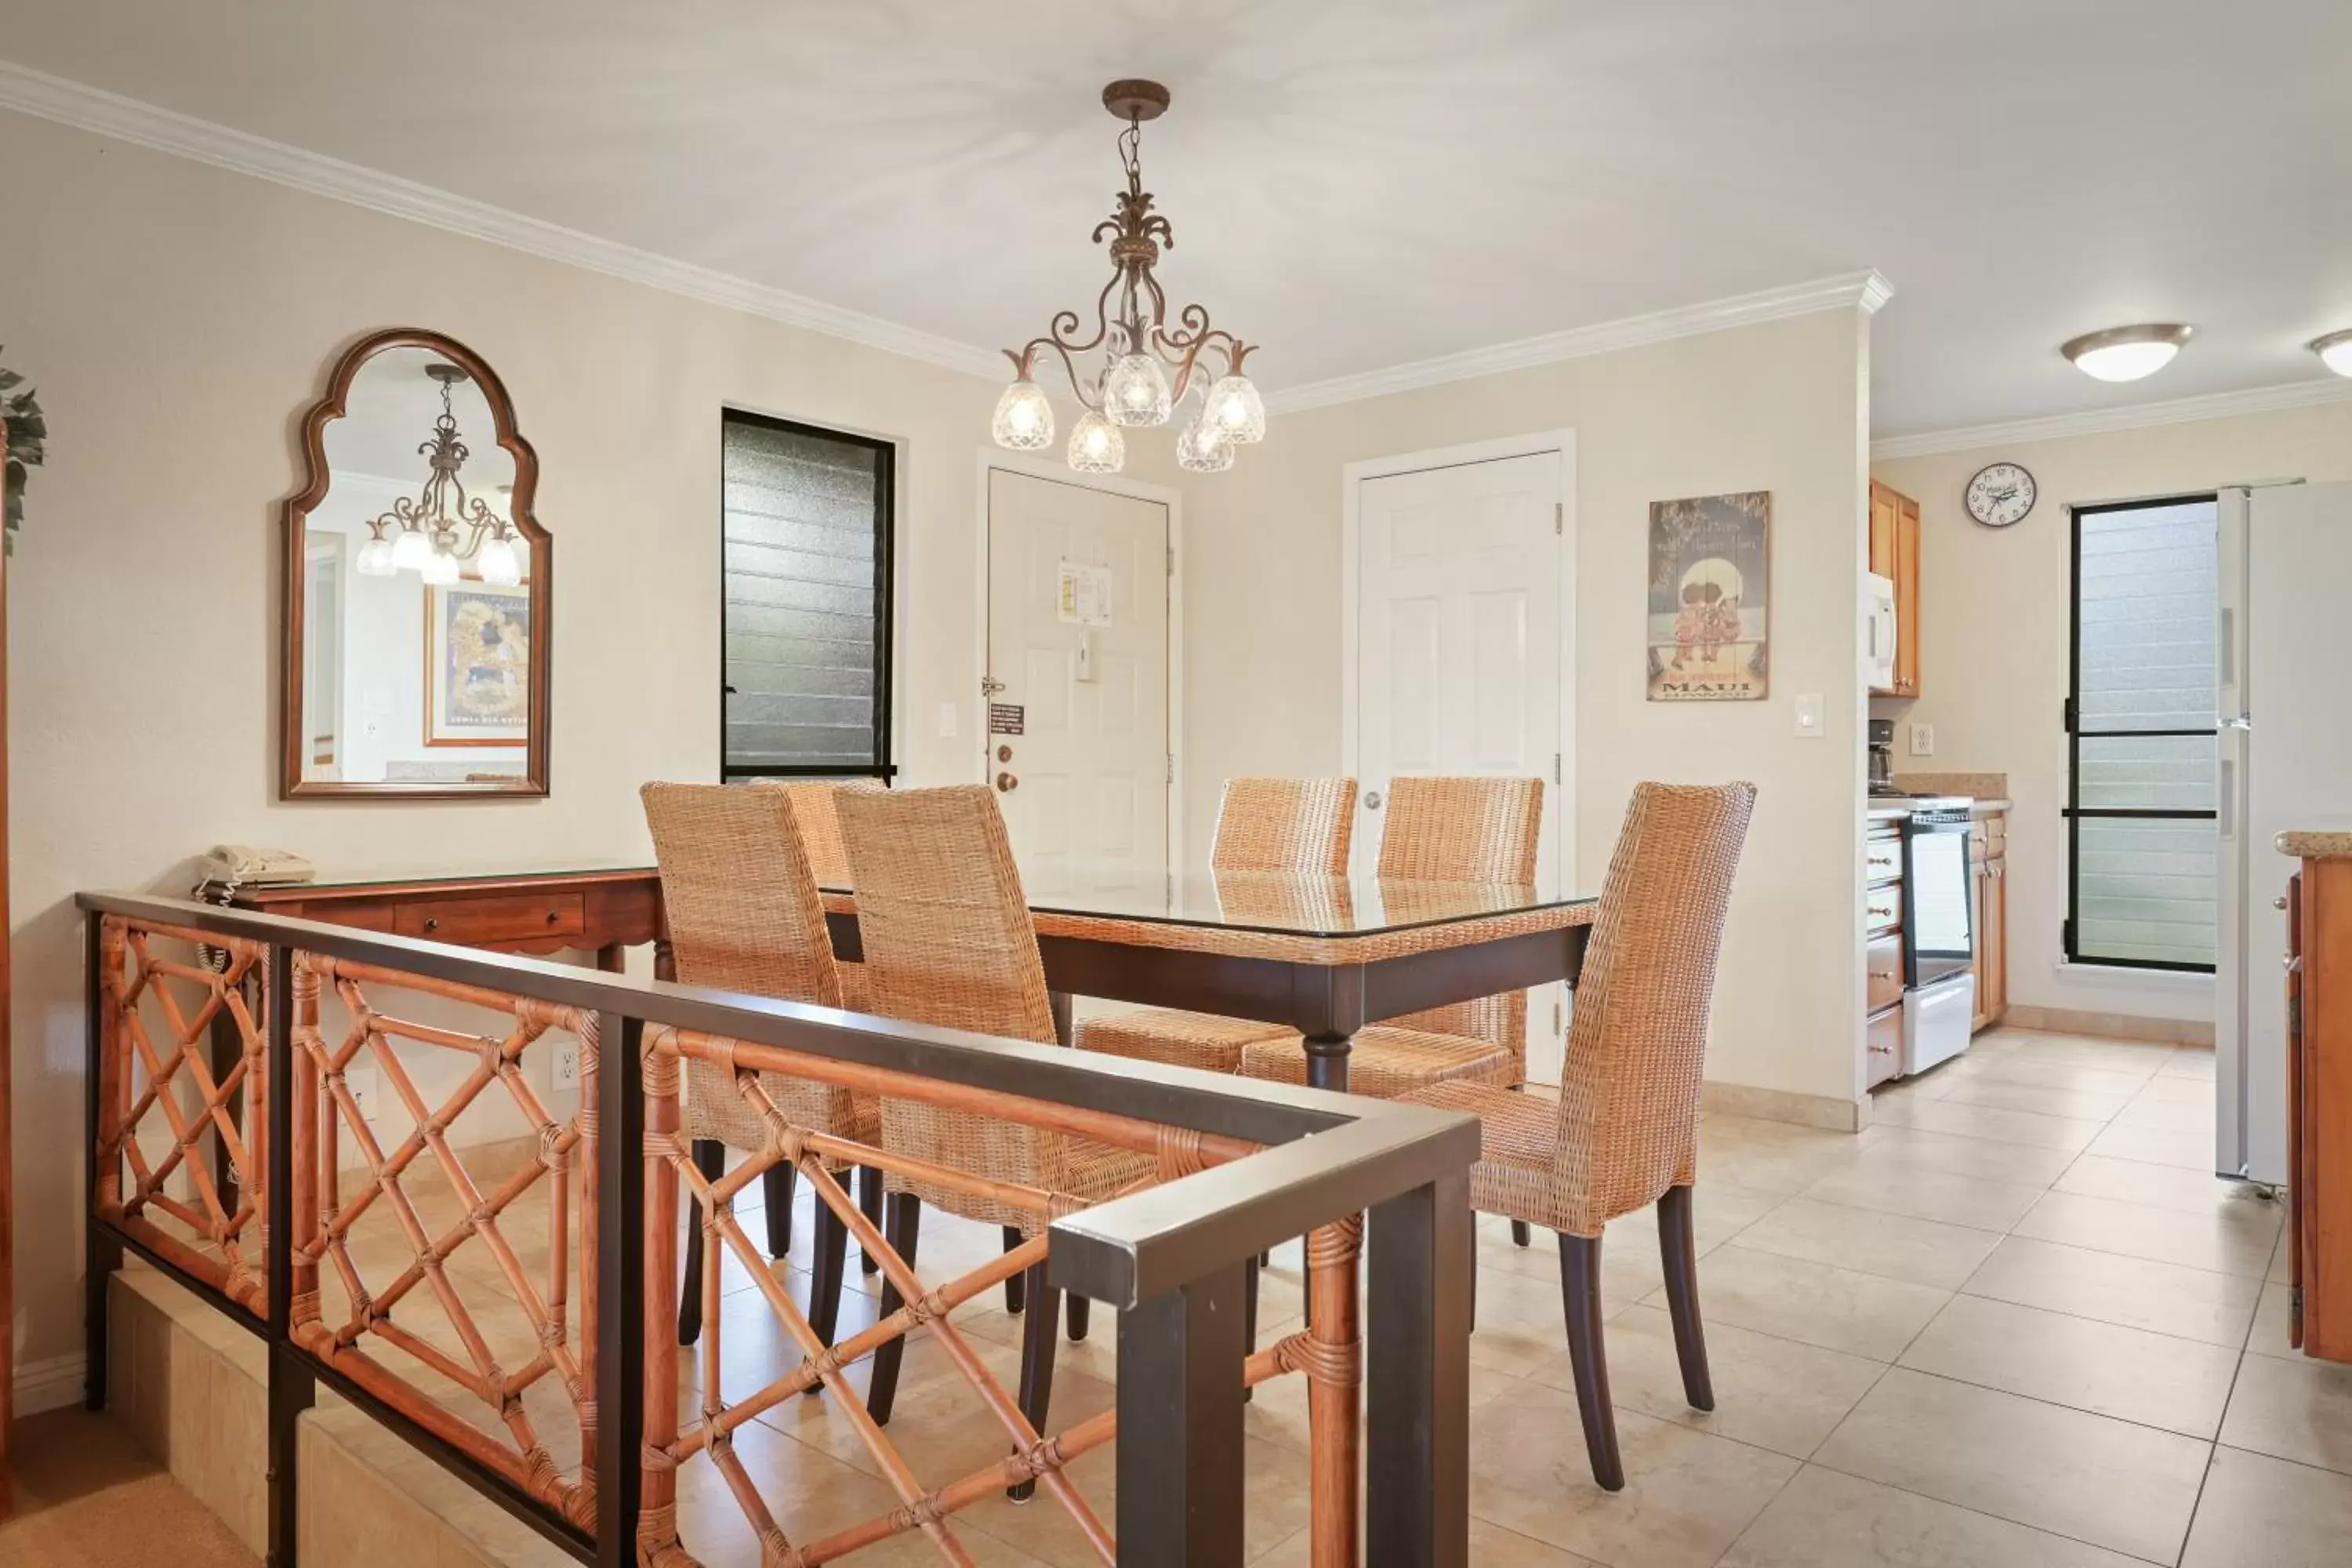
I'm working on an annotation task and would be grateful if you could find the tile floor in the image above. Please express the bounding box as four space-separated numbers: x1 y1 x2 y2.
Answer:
305 1027 2352 1565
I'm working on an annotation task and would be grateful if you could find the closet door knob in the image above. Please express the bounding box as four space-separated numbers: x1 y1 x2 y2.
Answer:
1365 790 1383 810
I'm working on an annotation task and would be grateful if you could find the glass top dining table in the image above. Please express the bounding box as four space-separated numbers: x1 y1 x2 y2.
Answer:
255 861 1599 1093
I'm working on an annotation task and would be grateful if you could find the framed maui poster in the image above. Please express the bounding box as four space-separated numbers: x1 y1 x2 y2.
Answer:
424 581 532 745
1646 490 1769 702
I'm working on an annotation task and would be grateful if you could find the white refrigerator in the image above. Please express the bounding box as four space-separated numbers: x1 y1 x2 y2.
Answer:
2218 481 2352 1185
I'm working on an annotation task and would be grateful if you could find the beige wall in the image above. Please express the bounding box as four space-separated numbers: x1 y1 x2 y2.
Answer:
1183 308 1874 1112
1872 397 2352 1025
0 109 1031 1381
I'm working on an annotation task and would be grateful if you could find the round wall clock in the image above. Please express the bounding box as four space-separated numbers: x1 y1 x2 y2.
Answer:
1965 461 2037 528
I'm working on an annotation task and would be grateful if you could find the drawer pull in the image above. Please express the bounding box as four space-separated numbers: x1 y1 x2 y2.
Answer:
423 917 441 933
546 909 561 924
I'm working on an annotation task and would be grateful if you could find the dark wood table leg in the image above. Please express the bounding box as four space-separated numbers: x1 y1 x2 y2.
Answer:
594 942 626 974
1050 990 1076 1047
1302 1032 1355 1094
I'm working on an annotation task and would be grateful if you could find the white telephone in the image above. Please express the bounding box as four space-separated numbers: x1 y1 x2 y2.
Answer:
202 844 317 887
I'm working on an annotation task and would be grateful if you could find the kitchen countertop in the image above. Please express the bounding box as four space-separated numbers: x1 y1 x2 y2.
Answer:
2279 829 2352 858
1896 771 2009 805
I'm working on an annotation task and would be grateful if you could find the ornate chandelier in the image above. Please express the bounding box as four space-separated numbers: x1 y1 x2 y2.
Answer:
992 80 1265 475
353 362 524 586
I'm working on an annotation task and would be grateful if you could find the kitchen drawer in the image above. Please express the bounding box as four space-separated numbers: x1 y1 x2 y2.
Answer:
1867 1004 1904 1088
1866 933 1905 1011
1865 835 1903 885
396 892 586 946
1980 813 2007 853
1866 884 1904 935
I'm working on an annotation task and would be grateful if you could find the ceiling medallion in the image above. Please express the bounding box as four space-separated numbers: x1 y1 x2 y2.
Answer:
992 79 1265 475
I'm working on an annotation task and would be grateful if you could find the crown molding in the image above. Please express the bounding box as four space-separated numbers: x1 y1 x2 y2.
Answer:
1265 269 1894 415
0 58 1008 381
1871 376 2352 462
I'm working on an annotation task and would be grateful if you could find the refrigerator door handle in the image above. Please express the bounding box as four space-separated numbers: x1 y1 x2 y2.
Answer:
2220 755 2236 840
2219 607 2234 688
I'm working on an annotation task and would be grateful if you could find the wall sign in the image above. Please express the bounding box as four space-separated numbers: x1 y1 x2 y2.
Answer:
989 703 1025 735
1057 559 1114 626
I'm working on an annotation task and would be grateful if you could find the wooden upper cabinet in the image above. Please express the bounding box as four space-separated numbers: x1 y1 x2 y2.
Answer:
1869 480 1922 698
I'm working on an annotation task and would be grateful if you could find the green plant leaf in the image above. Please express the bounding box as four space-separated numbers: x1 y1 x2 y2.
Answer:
0 369 20 391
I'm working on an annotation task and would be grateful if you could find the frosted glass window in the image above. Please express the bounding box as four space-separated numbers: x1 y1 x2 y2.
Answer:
721 413 893 775
2068 495 2217 971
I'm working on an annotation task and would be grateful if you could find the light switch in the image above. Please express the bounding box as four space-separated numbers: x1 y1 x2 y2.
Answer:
1793 692 1824 738
1909 721 1936 757
936 702 960 738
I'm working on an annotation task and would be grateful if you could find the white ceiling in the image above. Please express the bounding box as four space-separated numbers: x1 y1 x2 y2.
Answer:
5 0 2348 437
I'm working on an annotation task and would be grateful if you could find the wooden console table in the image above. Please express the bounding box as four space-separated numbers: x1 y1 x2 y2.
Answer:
222 864 663 971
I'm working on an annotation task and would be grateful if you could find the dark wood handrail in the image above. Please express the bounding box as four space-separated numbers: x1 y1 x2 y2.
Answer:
74 889 1476 1305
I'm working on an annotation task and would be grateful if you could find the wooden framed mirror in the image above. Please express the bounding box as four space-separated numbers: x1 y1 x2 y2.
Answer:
282 329 550 798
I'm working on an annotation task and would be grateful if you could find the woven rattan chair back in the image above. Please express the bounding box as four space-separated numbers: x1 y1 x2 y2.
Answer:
1210 777 1359 873
1375 774 1545 882
837 785 1087 1230
1552 781 1756 1232
752 779 884 888
1375 774 1545 1058
640 782 858 1146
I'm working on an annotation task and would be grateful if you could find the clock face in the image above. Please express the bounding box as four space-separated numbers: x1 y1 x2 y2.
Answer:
1965 462 2037 528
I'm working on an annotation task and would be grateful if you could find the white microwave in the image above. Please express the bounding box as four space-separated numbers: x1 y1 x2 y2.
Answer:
1864 572 1897 691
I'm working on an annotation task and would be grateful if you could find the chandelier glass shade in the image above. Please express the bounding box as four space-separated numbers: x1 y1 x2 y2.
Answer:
993 80 1263 474
354 363 524 585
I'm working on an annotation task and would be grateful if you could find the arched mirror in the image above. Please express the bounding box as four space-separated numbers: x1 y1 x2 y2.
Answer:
282 329 550 797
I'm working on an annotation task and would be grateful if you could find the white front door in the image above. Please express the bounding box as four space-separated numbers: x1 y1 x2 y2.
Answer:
1353 448 1570 1079
985 467 1171 902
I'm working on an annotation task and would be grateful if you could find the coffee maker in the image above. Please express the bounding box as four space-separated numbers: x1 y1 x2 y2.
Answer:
1868 719 1900 796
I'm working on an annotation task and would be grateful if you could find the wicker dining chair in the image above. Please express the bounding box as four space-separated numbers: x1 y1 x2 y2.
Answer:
1398 780 1757 1491
835 784 1153 1494
640 782 884 1352
1238 774 1544 1096
1074 775 1357 1072
752 779 883 1014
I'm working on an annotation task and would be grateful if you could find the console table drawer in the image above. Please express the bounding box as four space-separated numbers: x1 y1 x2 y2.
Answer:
395 892 586 946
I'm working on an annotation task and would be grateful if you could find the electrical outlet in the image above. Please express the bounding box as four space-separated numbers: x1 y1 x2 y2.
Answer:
1909 721 1936 757
1792 692 1825 738
554 1036 583 1090
348 1067 379 1125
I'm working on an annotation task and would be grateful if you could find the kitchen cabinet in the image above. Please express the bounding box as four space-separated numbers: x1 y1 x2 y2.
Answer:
1869 480 1922 697
1969 808 2008 1032
1865 822 1905 1087
2285 855 2352 1362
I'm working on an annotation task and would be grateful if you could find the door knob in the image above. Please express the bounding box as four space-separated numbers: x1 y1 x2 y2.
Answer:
996 772 1018 793
997 745 1014 763
1365 790 1383 810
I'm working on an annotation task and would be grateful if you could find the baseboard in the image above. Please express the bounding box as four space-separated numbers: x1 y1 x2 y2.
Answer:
2002 1005 2215 1047
12 1351 88 1416
1702 1079 1866 1132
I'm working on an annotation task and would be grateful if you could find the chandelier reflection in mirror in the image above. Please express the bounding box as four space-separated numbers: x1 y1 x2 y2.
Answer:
993 80 1265 475
353 362 525 586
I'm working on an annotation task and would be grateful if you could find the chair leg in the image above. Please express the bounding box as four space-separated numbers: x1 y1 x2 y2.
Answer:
763 1159 796 1258
1558 1232 1624 1492
869 1193 922 1426
678 1139 726 1347
1657 1185 1715 1411
1242 1257 1260 1403
856 1165 884 1275
1512 1220 1532 1248
1003 1225 1026 1314
1010 1260 1059 1501
804 1179 849 1374
1066 1294 1091 1341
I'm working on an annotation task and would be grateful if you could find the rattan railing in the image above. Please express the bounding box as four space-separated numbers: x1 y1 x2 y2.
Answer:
78 891 1480 1568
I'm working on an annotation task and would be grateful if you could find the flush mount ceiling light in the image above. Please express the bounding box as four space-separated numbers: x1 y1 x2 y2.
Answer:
992 79 1265 476
2310 329 2352 379
2060 323 2195 383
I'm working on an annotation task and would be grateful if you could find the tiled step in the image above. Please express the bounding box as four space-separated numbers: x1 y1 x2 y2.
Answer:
106 1265 568 1567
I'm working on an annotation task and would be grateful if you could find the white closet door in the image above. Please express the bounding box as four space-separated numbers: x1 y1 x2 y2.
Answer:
1356 450 1568 1078
985 467 1171 902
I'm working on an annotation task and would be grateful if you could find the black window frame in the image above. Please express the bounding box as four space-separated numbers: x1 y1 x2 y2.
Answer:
2063 491 2220 973
718 408 897 781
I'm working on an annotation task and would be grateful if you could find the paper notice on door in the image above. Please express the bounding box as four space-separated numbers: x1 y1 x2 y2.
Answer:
1056 560 1114 626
